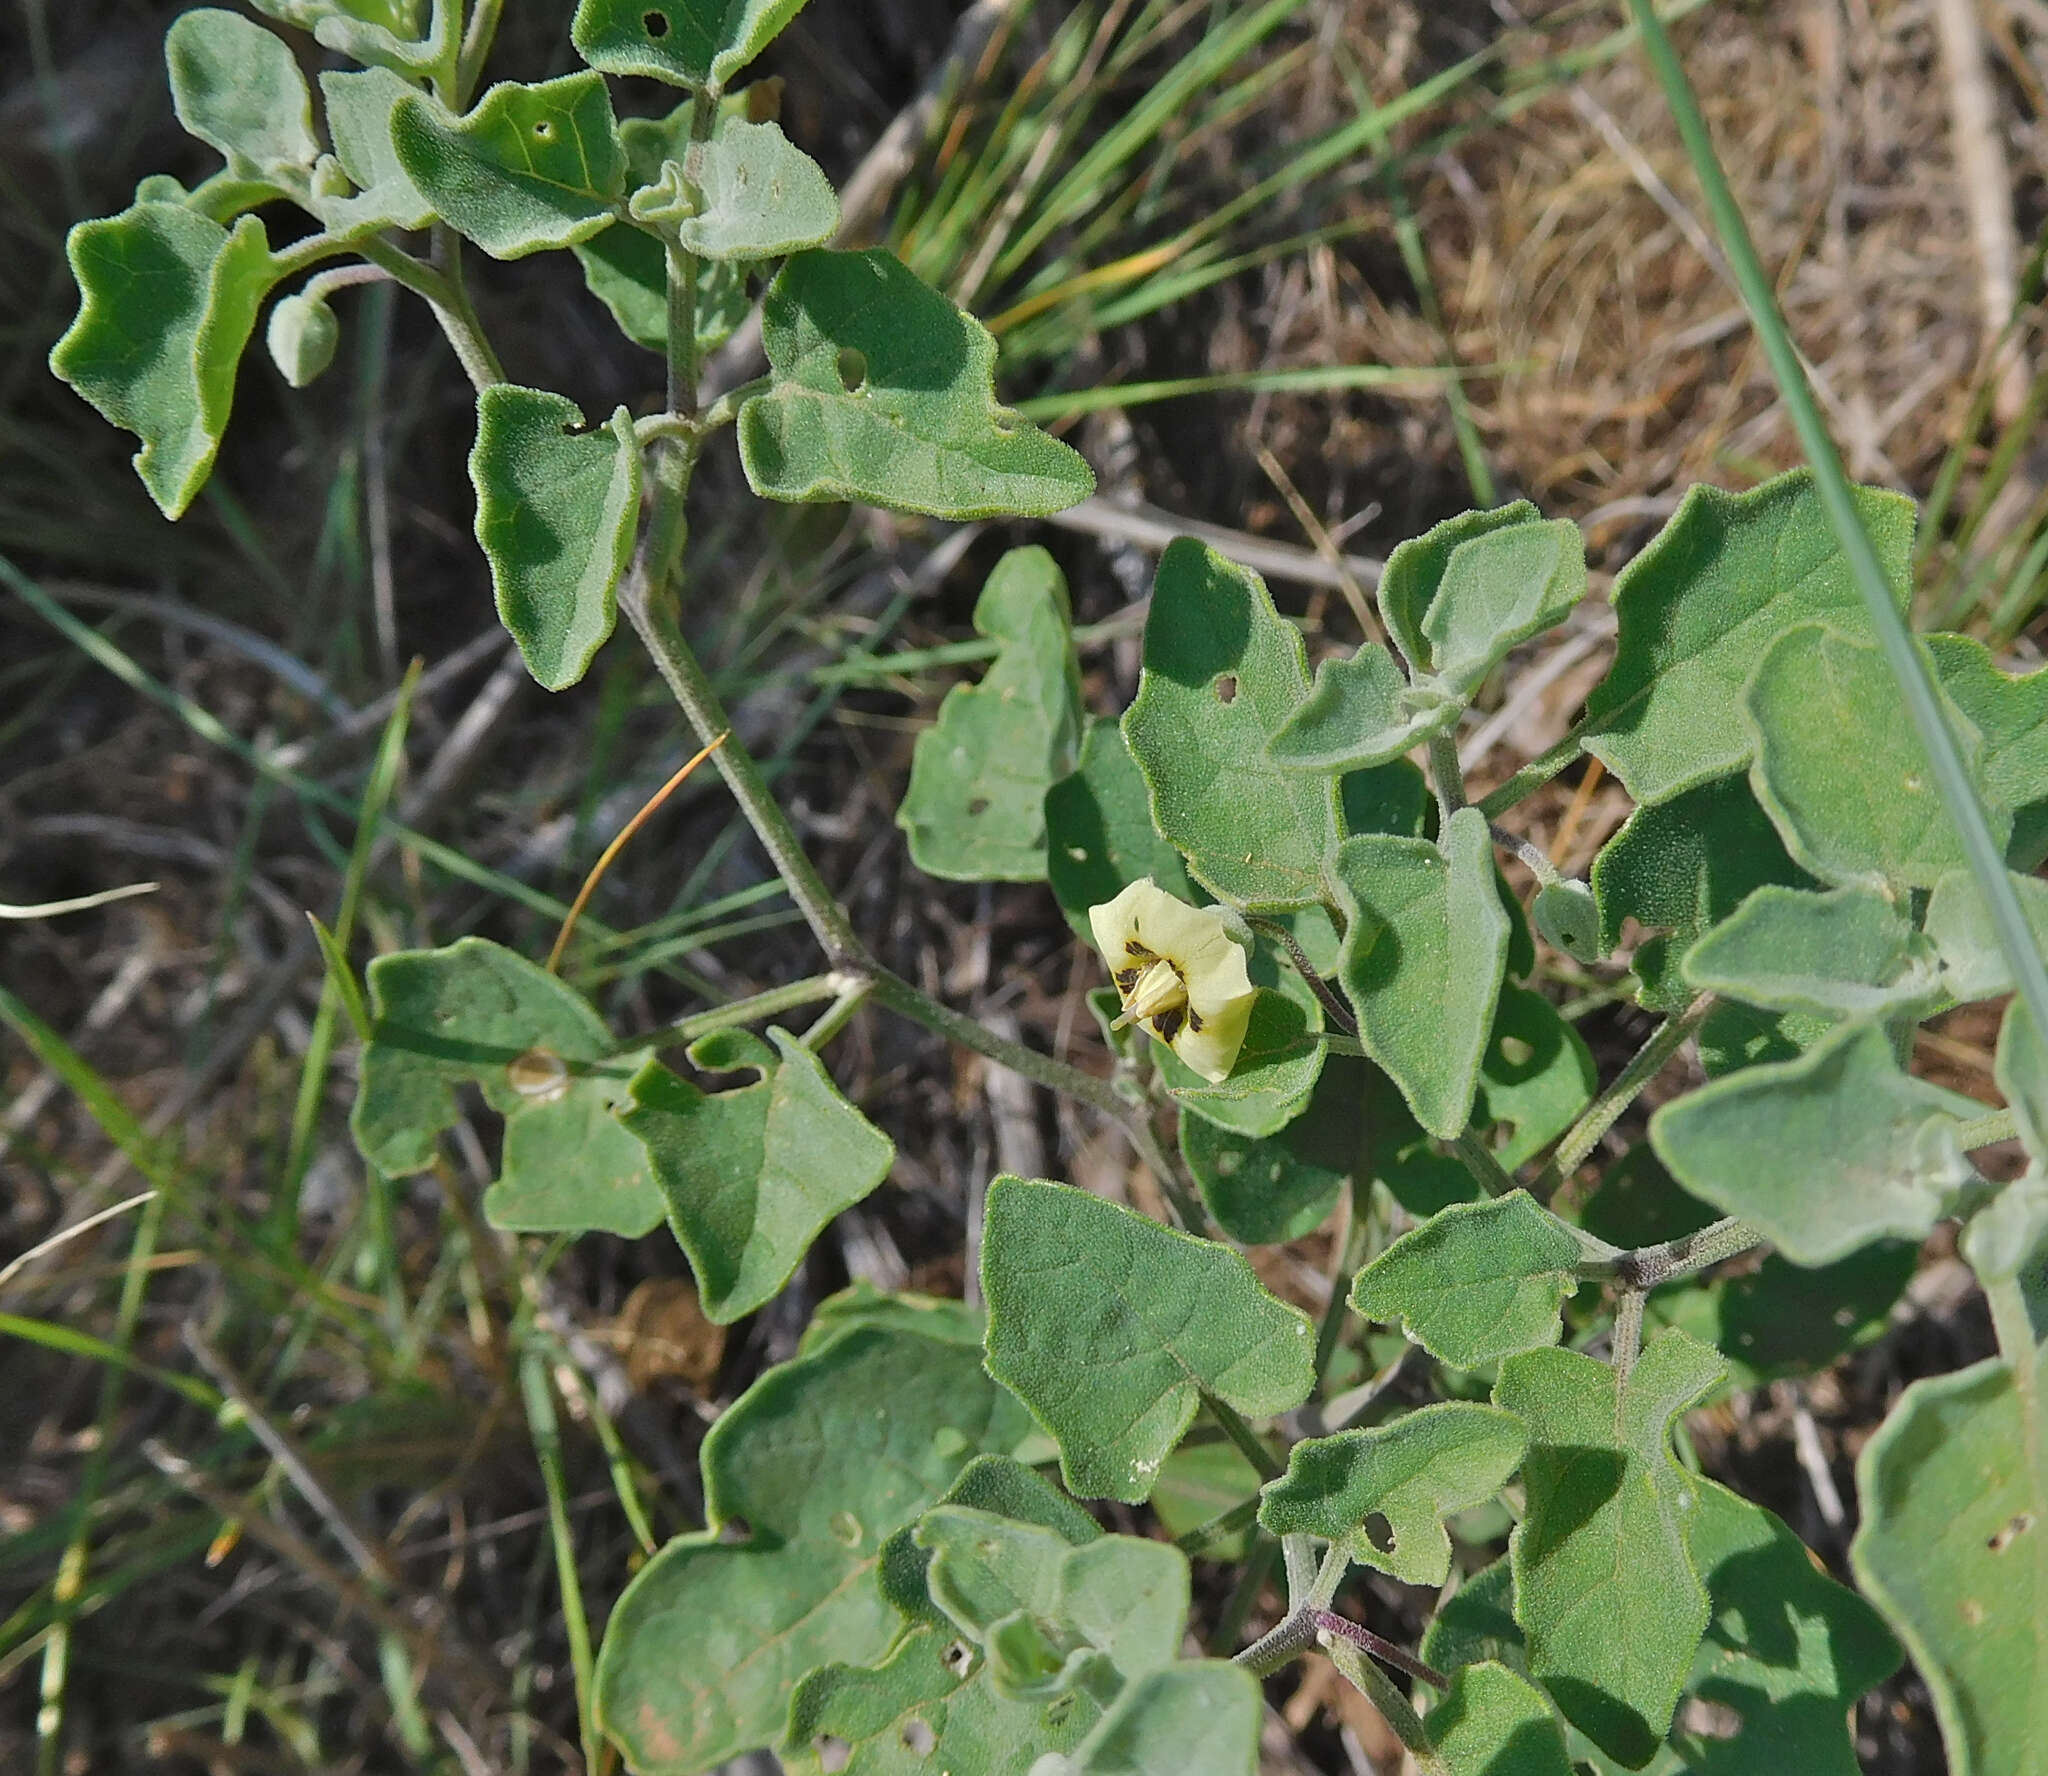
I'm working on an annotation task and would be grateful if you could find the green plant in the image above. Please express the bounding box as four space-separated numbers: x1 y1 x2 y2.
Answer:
36 2 2048 1773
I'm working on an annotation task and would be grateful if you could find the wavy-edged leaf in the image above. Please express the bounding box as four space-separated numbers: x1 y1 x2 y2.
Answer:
1350 1191 1582 1370
980 1177 1315 1503
672 115 837 259
622 1030 893 1324
1680 883 1941 1018
1266 641 1460 774
1259 1402 1527 1586
50 203 278 518
1123 539 1340 909
392 72 626 259
1426 1662 1573 1776
1158 990 1324 1138
1923 867 2048 1002
899 546 1082 882
1058 1663 1262 1776
1045 718 1196 939
349 937 662 1236
1476 983 1595 1170
1581 469 1915 803
738 248 1093 519
1377 500 1542 675
166 9 318 182
1420 515 1585 699
571 0 811 90
1181 1055 1364 1245
314 67 436 235
1929 632 2048 868
469 384 640 691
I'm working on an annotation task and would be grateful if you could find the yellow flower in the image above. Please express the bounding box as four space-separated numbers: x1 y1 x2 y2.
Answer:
1088 878 1255 1083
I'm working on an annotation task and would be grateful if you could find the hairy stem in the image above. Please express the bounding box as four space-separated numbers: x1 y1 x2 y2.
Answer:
1322 1637 1448 1775
1475 727 1586 819
1533 993 1714 1196
626 974 850 1054
1452 1129 1517 1198
353 234 503 391
1428 730 1467 821
1610 1286 1646 1385
1204 1394 1284 1483
1578 1214 1762 1289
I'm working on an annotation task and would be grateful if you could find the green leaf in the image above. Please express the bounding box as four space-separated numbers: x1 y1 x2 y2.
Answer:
1960 1173 2048 1348
1591 772 1816 1012
1181 1056 1363 1244
799 1279 988 1359
1745 623 2001 891
1680 883 1940 1018
1850 1355 2047 1776
980 1177 1315 1503
1496 1330 1725 1768
1420 516 1586 699
571 0 811 90
265 290 339 388
1341 757 1432 838
1362 1067 1483 1219
313 67 437 235
1258 1402 1527 1586
1266 641 1461 774
1046 719 1196 939
349 937 662 1236
1695 1001 1839 1078
1476 983 1595 1171
166 10 318 183
1426 1662 1573 1776
1123 539 1340 909
595 1326 1031 1776
1351 1191 1582 1370
50 204 278 519
392 72 626 259
1377 501 1542 676
877 1455 1101 1625
2000 999 2048 1164
1929 632 2048 868
899 547 1082 882
1057 1663 1262 1776
1925 867 2048 1002
621 1030 893 1324
1148 1439 1263 1560
1581 469 1915 801
1332 806 1509 1138
738 249 1093 519
1702 1242 1917 1384
1157 991 1324 1138
468 385 640 692
668 116 837 259
571 223 749 354
1651 1019 1983 1265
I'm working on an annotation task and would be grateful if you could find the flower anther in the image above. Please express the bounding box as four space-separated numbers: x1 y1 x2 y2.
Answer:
1087 878 1255 1083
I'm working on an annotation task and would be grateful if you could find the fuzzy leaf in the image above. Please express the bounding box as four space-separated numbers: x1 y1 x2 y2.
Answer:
1497 1331 1726 1768
1999 1000 2048 1164
1259 1403 1527 1586
1332 806 1509 1138
166 10 318 182
738 248 1093 519
572 222 749 354
1058 1664 1262 1776
1960 1173 2048 1346
1181 1056 1364 1244
1045 719 1196 938
1850 1356 2047 1776
1652 1019 1983 1265
1351 1191 1582 1369
1680 883 1941 1018
1581 469 1915 803
50 203 278 518
1420 515 1586 697
1745 623 2001 891
622 1031 893 1324
1929 632 2048 868
1157 990 1324 1138
671 116 837 258
392 72 626 259
468 385 641 691
314 67 437 235
1426 1662 1573 1776
1377 500 1542 675
595 1325 1031 1776
571 0 810 89
899 547 1082 882
1923 867 2048 1002
349 937 663 1236
1591 772 1815 1012
1363 1066 1484 1219
980 1178 1315 1503
1123 539 1341 910
1476 983 1595 1171
1266 641 1460 774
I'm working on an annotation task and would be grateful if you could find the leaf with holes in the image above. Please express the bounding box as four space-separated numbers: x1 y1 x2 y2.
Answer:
1651 1020 1983 1265
1745 623 2001 892
50 203 279 518
1364 1064 1484 1219
1850 1356 2047 1776
1266 641 1461 774
980 1178 1315 1503
1045 719 1196 939
1181 1056 1365 1244
1476 983 1595 1171
1497 1330 1725 1768
1581 469 1915 803
595 1323 1032 1776
1332 806 1509 1138
1058 1663 1263 1776
738 249 1092 519
1123 539 1341 909
349 937 663 1236
622 1029 893 1324
1259 1403 1527 1587
668 115 837 259
1680 884 1941 1019
313 68 437 236
899 546 1082 882
1427 1662 1574 1776
1376 500 1543 675
1156 990 1324 1138
166 10 318 184
469 384 641 691
572 0 811 89
1924 868 2048 1002
1592 772 1816 1013
392 72 626 259
1929 633 2048 868
1350 1191 1582 1370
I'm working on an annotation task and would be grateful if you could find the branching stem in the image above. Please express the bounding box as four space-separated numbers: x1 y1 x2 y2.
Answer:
1533 993 1714 1196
